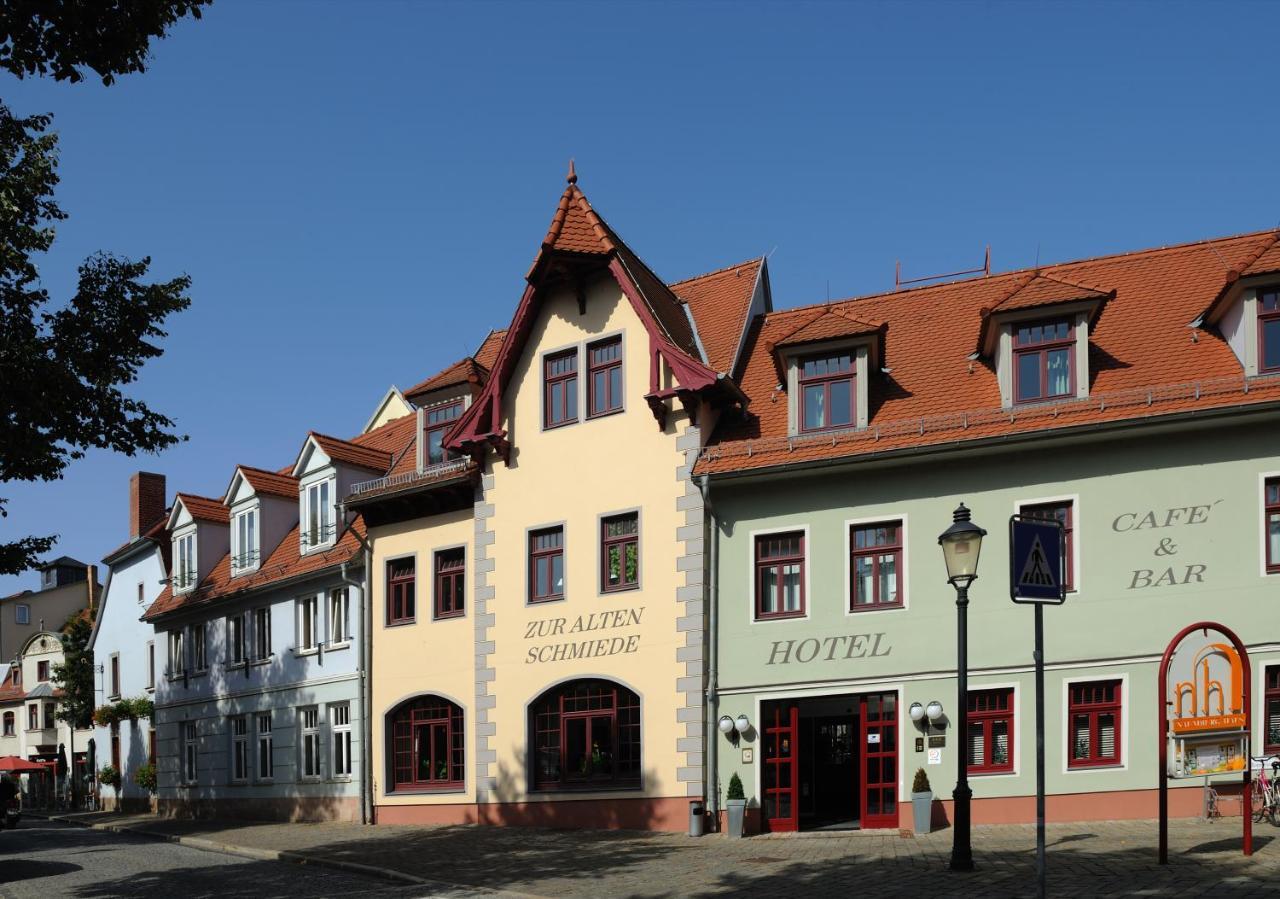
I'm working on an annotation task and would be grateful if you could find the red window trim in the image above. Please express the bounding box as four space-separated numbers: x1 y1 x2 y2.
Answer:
849 521 904 611
586 336 624 419
433 548 465 620
386 558 416 625
531 680 642 792
1258 286 1280 374
110 654 121 698
1266 477 1280 575
529 527 565 603
967 688 1015 775
424 400 464 466
797 352 855 433
1019 500 1075 591
543 349 578 430
110 723 121 773
1265 666 1280 756
1067 679 1122 769
754 532 806 621
389 695 465 792
1012 317 1075 405
600 513 639 593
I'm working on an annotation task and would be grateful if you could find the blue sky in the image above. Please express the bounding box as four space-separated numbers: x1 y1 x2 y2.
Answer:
3 0 1278 594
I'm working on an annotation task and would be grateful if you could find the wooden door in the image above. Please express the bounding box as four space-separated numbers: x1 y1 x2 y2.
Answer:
763 701 799 832
859 692 899 829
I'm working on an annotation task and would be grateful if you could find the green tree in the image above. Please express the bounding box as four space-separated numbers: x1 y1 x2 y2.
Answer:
51 611 94 805
0 2 207 574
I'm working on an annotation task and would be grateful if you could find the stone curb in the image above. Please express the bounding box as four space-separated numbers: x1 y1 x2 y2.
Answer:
27 811 539 897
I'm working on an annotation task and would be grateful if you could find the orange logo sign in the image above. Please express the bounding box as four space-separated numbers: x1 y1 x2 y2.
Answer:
1171 642 1246 734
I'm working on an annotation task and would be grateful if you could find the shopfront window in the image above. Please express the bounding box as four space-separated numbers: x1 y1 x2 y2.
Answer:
389 695 464 790
530 679 640 790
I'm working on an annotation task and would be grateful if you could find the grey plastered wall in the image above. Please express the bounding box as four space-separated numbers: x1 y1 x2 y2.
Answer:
674 424 706 797
473 468 498 803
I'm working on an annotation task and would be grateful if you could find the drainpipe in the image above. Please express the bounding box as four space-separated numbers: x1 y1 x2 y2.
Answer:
338 503 372 826
697 475 720 830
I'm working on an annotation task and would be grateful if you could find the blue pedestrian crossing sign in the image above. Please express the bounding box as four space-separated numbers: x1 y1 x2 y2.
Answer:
1010 515 1066 604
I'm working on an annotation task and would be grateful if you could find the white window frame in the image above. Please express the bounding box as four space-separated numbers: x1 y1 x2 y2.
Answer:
168 629 185 680
299 706 322 781
252 606 272 662
1060 672 1129 774
174 530 197 592
230 715 249 784
329 587 350 647
1258 470 1280 577
300 477 336 553
227 613 246 667
191 622 208 673
843 513 910 616
108 653 121 699
145 641 155 691
296 594 318 654
14 603 30 625
182 721 198 785
330 703 352 779
232 506 260 575
256 712 273 782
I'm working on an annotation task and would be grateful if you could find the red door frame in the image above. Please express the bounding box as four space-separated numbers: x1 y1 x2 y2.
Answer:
1157 621 1251 862
763 701 799 832
860 692 899 829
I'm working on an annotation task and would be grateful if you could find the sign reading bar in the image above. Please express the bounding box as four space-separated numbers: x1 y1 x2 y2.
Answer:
1009 516 1066 605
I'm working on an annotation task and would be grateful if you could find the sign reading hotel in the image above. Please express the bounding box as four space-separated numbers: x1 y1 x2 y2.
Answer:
1164 628 1249 779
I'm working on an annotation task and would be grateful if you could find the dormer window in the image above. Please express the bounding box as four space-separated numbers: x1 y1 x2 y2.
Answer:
232 508 259 574
1013 318 1074 404
425 401 464 466
1259 287 1280 373
302 478 335 551
799 351 855 432
174 532 196 592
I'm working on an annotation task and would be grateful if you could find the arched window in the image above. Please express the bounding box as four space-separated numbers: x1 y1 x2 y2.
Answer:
388 695 463 790
530 679 640 790
2 711 13 737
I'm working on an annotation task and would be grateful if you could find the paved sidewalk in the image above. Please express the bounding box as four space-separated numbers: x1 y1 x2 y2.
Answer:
31 810 1280 897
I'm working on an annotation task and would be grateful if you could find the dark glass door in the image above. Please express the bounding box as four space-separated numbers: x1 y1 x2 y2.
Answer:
860 692 898 829
763 701 799 832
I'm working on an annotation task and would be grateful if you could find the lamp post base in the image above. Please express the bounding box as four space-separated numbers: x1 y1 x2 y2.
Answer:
950 783 974 871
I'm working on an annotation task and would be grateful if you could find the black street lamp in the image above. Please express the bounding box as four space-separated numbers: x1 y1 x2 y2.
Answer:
938 502 986 873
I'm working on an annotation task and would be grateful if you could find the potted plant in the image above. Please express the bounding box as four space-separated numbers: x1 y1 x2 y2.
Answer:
98 765 122 790
911 768 933 835
725 772 747 838
133 763 156 793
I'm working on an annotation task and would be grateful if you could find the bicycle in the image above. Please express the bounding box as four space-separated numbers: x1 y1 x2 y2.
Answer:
1250 756 1280 825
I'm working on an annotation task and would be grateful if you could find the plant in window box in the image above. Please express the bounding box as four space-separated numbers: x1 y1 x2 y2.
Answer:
93 704 119 728
911 768 934 835
725 772 747 839
98 765 122 789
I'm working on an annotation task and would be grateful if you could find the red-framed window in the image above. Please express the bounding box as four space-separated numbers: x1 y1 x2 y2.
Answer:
1265 666 1280 755
36 661 49 682
754 532 805 620
587 337 623 417
386 557 416 625
434 548 465 619
424 401 464 466
967 688 1014 774
1266 477 1280 575
529 526 565 602
1020 500 1075 591
799 351 855 432
850 521 903 610
601 513 639 592
531 679 641 790
110 723 121 773
1259 286 1280 374
1013 318 1074 404
1067 679 1121 768
544 350 578 429
389 695 464 791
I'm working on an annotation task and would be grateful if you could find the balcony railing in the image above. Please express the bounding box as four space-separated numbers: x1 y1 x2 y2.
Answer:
300 522 338 549
230 549 260 572
171 570 197 590
350 458 471 496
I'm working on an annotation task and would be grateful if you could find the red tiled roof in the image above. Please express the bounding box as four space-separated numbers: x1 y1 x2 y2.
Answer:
988 272 1113 315
0 666 23 702
404 357 488 401
175 493 229 525
1243 237 1280 278
771 308 884 350
474 329 506 370
144 518 366 621
102 512 169 565
672 258 763 375
697 228 1280 477
236 466 298 501
307 432 393 472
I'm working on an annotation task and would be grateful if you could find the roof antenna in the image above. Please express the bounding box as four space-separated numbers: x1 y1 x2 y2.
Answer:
566 158 577 185
896 245 991 290
1035 242 1041 268
826 280 830 304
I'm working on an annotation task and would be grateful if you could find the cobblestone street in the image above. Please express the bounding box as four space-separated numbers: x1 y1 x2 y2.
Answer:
29 812 1280 897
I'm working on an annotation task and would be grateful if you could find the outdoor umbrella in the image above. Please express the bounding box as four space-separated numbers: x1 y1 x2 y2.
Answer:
0 756 46 774
57 744 67 780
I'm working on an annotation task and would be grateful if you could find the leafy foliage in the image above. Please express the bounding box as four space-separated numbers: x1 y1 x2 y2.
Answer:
98 764 122 788
0 1 210 85
51 612 94 729
94 695 155 727
912 767 931 794
133 762 156 793
726 771 745 801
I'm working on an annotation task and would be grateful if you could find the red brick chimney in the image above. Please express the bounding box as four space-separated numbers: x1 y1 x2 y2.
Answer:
130 472 167 539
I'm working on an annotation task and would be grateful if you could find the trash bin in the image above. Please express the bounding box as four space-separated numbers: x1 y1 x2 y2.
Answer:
689 800 705 837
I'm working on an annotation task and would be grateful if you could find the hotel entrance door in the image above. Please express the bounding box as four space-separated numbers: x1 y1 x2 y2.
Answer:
763 691 898 832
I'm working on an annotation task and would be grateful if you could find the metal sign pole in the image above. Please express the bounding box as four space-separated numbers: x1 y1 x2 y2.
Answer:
1035 602 1046 899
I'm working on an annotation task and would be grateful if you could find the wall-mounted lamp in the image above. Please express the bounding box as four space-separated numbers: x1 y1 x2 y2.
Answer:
735 714 750 735
718 715 735 736
909 702 925 722
926 701 944 722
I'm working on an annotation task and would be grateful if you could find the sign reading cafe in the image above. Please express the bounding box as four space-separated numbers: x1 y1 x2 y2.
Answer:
1112 500 1222 590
